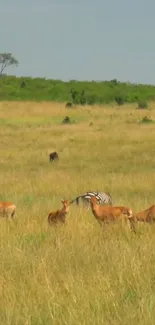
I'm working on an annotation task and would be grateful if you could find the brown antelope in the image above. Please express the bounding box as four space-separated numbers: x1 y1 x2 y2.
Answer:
89 196 135 231
48 200 70 226
133 205 155 224
0 202 16 218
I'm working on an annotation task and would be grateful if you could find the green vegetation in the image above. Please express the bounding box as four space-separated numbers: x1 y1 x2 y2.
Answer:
1 76 155 104
137 100 148 109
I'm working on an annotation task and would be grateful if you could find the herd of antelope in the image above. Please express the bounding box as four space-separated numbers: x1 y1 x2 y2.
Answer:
1 192 155 233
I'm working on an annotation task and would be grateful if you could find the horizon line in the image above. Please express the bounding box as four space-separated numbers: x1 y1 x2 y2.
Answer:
1 74 155 87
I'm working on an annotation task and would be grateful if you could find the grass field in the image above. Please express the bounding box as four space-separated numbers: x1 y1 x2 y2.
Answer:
1 101 155 325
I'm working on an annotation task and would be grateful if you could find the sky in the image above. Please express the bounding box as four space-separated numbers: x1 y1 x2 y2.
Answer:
0 0 155 84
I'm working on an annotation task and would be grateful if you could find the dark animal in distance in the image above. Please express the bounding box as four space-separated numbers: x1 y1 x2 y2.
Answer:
48 200 70 226
89 196 135 231
65 102 73 108
0 202 16 218
70 191 113 206
49 151 59 162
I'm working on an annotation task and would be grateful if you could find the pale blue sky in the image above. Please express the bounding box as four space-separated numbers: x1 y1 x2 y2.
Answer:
1 0 155 84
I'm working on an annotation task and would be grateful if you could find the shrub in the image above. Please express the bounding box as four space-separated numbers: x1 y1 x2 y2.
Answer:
115 95 125 105
86 94 98 105
137 101 148 109
69 89 87 105
20 81 26 88
62 116 71 124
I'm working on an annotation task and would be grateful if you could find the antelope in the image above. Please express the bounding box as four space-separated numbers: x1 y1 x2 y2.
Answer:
0 202 16 218
89 196 135 231
133 205 155 224
48 199 70 226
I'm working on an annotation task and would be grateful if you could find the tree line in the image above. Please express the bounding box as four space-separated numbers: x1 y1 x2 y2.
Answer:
0 52 154 106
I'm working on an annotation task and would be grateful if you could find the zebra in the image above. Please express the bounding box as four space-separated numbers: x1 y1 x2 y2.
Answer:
70 191 112 206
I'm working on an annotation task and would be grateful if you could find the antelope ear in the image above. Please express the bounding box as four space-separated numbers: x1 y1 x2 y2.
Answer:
61 199 64 203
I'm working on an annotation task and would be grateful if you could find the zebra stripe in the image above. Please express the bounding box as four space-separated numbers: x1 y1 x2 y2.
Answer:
70 191 112 206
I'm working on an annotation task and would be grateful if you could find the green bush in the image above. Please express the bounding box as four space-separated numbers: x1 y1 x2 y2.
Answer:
115 94 125 105
137 100 148 109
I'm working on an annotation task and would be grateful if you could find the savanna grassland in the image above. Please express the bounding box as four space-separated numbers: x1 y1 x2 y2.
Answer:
1 101 155 325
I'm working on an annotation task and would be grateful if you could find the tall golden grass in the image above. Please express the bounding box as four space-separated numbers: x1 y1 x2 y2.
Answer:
0 101 155 324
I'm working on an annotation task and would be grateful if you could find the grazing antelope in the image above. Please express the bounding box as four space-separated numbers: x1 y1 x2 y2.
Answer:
49 151 59 162
48 200 70 226
0 202 16 218
133 205 155 224
89 196 135 231
70 191 112 206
